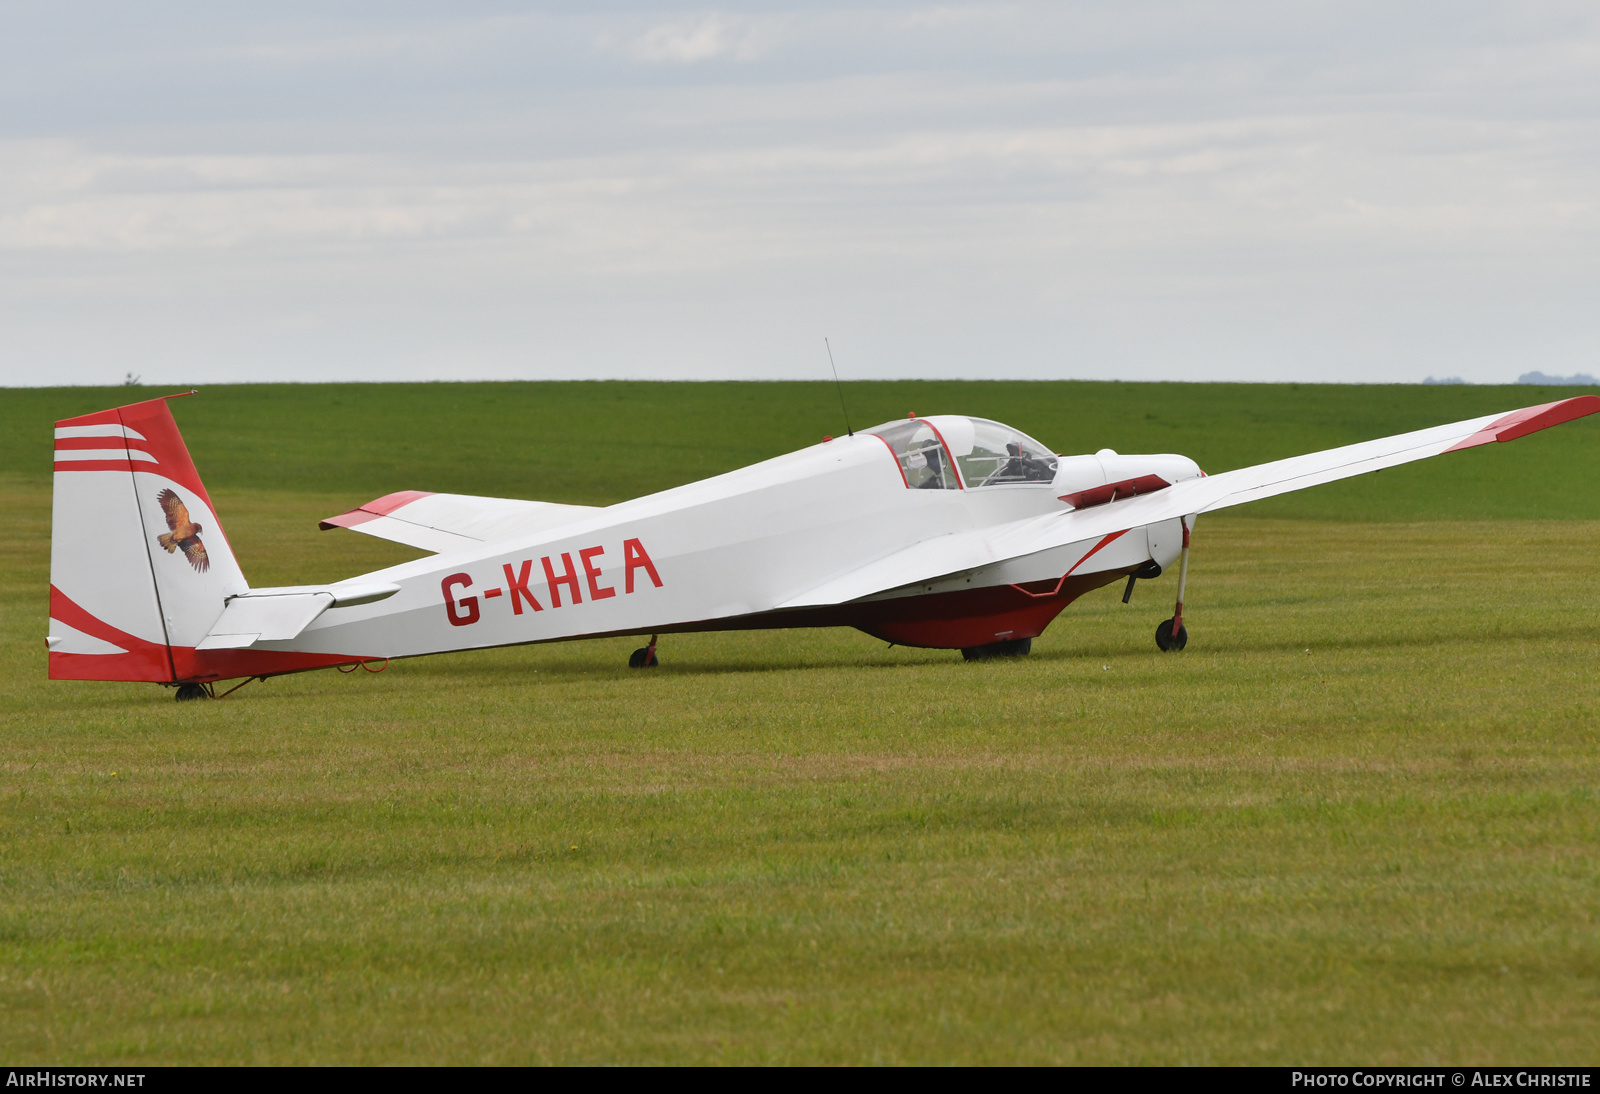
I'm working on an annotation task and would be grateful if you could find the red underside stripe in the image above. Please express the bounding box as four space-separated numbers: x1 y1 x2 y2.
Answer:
1011 529 1129 599
170 645 375 683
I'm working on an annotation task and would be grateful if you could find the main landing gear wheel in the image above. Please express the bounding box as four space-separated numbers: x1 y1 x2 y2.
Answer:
1155 619 1188 652
174 683 210 702
961 637 1032 662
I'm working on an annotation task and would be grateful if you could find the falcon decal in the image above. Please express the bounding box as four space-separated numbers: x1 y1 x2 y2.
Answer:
155 488 209 572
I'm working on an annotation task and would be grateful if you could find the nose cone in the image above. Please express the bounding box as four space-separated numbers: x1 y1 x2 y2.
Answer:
1092 452 1204 488
1052 452 1204 508
1144 454 1202 487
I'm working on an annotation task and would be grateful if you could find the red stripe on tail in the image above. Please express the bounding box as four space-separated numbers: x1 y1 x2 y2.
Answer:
48 585 174 682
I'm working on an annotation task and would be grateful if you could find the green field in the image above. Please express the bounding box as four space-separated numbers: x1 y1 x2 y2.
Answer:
3 381 1599 1064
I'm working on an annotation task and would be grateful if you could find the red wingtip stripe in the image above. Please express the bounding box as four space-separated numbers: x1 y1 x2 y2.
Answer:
319 490 434 531
1445 396 1600 454
319 510 379 531
361 489 435 515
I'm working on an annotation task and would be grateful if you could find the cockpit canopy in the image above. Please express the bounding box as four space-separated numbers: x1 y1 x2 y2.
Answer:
864 416 1058 489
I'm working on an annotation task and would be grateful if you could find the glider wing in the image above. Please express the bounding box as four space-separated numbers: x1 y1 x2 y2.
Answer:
320 491 601 554
781 396 1600 608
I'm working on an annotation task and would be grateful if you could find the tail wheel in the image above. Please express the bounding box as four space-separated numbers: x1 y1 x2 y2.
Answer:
628 647 659 668
1155 619 1188 652
961 637 1033 662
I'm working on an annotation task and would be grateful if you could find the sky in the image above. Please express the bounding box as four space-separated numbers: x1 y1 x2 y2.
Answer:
2 1 1598 387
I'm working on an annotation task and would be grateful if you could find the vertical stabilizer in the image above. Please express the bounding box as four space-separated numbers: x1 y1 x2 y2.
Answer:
48 395 247 683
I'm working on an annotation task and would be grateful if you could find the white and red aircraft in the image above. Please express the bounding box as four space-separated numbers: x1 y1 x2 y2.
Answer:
48 392 1599 700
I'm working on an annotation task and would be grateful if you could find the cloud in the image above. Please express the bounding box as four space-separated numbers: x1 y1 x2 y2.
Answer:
0 3 1597 386
628 14 770 64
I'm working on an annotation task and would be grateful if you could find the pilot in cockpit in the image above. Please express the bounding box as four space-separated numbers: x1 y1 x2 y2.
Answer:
999 442 1056 485
864 415 1056 491
918 444 949 489
904 435 950 488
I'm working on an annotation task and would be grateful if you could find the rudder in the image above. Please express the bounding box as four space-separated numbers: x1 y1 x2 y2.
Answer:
48 394 248 683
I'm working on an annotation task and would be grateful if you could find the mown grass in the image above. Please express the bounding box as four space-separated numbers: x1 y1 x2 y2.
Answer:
2 382 1598 1064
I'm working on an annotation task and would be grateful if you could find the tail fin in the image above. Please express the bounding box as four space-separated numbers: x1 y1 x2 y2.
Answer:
48 394 248 683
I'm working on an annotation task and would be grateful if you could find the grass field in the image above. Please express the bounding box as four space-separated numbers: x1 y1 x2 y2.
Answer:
3 382 1599 1064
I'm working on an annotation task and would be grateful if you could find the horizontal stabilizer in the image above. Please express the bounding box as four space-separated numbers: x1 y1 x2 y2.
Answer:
195 581 401 650
197 593 333 650
320 491 600 554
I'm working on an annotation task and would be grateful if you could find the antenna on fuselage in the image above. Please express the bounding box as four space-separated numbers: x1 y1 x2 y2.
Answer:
825 338 854 436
